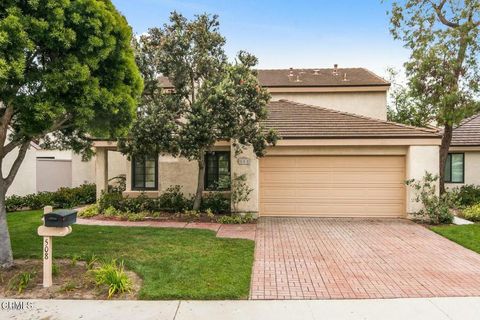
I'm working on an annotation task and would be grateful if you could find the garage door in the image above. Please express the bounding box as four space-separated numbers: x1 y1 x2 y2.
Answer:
259 155 406 217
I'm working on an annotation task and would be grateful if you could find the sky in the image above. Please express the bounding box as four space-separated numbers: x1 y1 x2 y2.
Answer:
111 0 409 79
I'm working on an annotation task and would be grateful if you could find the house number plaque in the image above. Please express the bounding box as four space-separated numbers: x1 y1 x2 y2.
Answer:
238 157 250 165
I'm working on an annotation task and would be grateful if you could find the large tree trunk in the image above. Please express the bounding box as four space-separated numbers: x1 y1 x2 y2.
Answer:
193 152 205 211
0 183 13 269
0 141 30 269
439 123 453 194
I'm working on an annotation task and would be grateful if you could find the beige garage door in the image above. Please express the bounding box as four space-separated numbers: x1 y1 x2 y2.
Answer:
259 155 406 217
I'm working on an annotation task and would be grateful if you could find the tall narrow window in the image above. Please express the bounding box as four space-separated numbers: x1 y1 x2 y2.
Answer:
444 153 464 183
205 151 231 191
132 155 158 190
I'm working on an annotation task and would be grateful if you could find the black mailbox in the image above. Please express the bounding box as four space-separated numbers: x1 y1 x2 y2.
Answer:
44 209 77 228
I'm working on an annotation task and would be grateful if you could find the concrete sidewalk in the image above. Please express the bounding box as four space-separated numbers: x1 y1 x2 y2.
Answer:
2 297 480 320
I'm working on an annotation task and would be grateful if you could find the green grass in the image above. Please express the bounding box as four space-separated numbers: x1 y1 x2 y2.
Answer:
431 224 480 254
7 210 254 300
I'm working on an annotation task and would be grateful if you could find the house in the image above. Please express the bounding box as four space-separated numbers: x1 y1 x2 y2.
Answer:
93 66 441 217
446 113 480 188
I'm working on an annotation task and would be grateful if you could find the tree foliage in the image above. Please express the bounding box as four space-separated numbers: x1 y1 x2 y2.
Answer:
387 0 480 192
386 69 435 127
120 12 277 210
0 0 142 268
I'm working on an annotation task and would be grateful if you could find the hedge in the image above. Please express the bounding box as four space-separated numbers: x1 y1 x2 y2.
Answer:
6 184 96 212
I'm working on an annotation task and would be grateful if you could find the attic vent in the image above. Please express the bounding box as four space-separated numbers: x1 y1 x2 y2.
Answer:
313 69 320 75
288 68 294 77
342 73 349 82
333 64 339 76
294 75 302 82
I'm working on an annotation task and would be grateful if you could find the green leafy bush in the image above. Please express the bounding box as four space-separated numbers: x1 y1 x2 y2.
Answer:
217 212 256 224
6 184 96 211
91 260 132 299
462 203 480 222
78 204 100 218
159 185 192 212
406 172 454 224
201 192 230 214
5 195 24 212
454 184 480 207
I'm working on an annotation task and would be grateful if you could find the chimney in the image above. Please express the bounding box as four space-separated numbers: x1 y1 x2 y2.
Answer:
333 64 339 76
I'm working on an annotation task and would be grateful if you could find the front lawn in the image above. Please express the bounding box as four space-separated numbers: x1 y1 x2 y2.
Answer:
431 224 480 254
7 210 254 300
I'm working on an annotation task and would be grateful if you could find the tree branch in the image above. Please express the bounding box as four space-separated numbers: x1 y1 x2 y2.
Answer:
430 0 460 28
4 141 30 188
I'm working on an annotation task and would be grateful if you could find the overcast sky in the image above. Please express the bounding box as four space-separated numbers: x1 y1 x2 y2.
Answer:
111 0 409 79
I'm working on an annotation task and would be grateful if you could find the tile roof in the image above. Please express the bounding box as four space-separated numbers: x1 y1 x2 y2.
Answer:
158 67 390 89
265 100 440 139
257 68 389 87
451 113 480 146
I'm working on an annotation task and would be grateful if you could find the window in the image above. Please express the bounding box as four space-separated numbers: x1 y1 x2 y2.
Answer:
445 153 464 183
205 151 230 190
132 155 158 190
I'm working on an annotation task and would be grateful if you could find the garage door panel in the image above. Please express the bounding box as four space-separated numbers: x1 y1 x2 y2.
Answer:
260 187 405 199
261 171 404 184
259 155 406 217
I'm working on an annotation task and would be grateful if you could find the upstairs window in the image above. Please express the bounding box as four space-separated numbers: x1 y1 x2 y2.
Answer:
132 155 158 190
205 151 230 191
445 153 464 183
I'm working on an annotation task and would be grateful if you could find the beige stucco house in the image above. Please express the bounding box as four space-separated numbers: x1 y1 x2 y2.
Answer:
94 66 442 218
445 113 480 189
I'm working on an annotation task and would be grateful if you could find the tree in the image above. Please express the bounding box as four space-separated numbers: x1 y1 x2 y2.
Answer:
387 0 480 193
0 0 143 268
386 69 434 127
119 12 277 210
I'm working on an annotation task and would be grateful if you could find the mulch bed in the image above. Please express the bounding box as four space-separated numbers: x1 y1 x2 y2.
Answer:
0 259 141 300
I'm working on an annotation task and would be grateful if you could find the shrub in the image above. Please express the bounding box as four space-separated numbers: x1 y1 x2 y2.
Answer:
79 204 100 218
455 184 480 207
201 192 230 214
231 174 253 213
98 192 124 212
158 185 192 212
91 260 132 299
217 212 256 224
462 204 480 222
5 184 96 211
104 206 122 218
5 195 24 212
406 172 454 224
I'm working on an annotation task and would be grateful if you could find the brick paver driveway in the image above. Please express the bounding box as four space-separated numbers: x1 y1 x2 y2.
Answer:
250 217 480 300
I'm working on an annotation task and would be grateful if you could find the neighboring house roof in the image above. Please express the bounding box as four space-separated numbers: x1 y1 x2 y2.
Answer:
265 100 440 139
451 113 480 146
257 68 389 88
158 67 390 89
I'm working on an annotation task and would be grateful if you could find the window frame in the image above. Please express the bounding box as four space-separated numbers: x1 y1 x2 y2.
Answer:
204 151 231 191
445 153 465 184
131 155 158 191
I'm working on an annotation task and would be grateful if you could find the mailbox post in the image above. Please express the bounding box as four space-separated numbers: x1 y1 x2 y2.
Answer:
37 206 77 288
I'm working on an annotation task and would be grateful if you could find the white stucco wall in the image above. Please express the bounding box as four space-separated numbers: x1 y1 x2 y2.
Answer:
5 146 37 197
230 146 259 213
406 145 440 214
270 91 387 120
72 150 126 187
